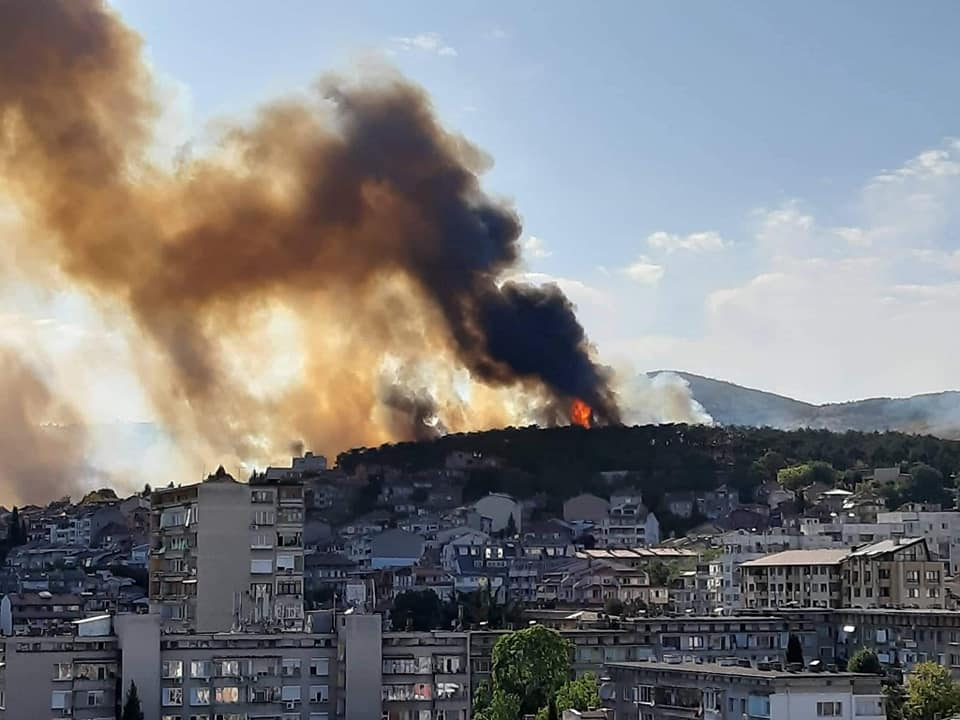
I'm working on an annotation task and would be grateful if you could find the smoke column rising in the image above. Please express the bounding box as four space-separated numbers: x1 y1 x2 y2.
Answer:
0 0 624 477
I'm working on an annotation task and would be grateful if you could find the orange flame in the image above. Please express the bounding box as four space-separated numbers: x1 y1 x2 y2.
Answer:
571 398 592 429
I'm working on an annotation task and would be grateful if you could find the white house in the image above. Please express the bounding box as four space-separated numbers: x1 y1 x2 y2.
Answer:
473 493 522 533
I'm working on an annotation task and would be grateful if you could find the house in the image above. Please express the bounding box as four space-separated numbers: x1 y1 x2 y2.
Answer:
473 493 522 534
563 493 610 524
819 488 854 513
664 492 696 519
696 484 740 519
598 500 660 547
438 527 490 571
368 529 425 570
522 520 576 559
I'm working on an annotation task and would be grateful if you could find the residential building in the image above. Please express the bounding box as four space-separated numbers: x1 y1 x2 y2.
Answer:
149 466 305 632
876 509 960 574
740 549 849 609
843 538 945 609
598 501 660 548
606 661 885 720
473 493 522 534
368 529 425 570
563 494 610 524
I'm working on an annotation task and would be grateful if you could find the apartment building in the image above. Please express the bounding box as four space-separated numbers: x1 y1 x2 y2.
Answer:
597 502 660 548
606 661 885 720
150 466 305 632
843 538 945 609
740 549 849 609
709 529 842 610
876 509 960 574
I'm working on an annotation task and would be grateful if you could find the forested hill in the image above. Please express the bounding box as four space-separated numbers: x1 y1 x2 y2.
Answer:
336 425 960 506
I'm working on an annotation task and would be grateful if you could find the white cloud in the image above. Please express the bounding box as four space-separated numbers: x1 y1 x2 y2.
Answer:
647 230 728 253
522 235 551 259
390 33 457 57
622 256 664 285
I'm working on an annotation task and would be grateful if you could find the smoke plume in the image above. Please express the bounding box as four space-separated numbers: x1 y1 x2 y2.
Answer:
0 0 634 474
0 349 88 505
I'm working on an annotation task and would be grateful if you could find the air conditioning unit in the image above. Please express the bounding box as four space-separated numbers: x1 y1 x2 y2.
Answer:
285 700 298 710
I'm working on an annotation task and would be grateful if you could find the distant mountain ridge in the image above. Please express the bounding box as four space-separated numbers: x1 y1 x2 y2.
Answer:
658 371 960 439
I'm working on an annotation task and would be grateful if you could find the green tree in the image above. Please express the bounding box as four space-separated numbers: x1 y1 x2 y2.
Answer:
786 634 804 666
475 688 522 720
847 648 882 674
778 462 837 491
884 683 907 720
390 589 443 631
121 681 145 720
904 661 960 720
603 597 625 616
7 506 24 546
491 625 570 716
555 672 600 714
648 560 670 587
504 513 518 538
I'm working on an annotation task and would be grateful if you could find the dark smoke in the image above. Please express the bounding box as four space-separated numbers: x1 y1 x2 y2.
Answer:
0 0 619 470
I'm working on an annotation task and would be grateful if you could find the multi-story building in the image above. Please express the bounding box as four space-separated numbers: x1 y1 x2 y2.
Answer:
709 529 842 610
605 661 886 720
740 549 849 609
843 538 945 609
597 501 660 548
741 539 945 611
876 509 960 574
149 466 305 632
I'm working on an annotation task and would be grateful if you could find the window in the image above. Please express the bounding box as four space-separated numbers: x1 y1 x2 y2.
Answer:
189 715 209 720
639 685 653 705
162 716 182 720
908 588 920 598
929 587 941 598
51 690 71 710
282 686 302 702
215 660 241 677
310 658 329 676
907 570 920 583
310 685 329 703
818 701 842 716
277 579 302 595
53 663 73 680
214 687 240 703
856 697 883 716
926 570 941 582
191 660 212 679
191 688 210 706
748 695 770 718
251 532 273 548
253 510 275 525
250 558 273 574
277 553 299 572
86 690 105 707
282 658 302 677
163 687 184 706
162 660 183 679
251 489 274 504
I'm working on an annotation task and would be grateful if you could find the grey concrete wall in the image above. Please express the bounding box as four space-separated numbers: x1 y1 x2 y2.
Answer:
115 612 162 720
342 613 383 720
196 482 250 632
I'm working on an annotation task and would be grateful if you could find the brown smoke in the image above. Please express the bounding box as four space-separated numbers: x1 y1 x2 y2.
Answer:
0 349 88 505
0 0 619 472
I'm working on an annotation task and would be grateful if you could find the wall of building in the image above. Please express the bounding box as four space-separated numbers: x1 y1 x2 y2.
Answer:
341 613 383 720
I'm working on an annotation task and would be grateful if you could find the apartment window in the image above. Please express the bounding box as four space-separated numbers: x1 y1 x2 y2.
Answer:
253 510 275 525
163 687 184 706
215 660 241 677
214 687 240 703
53 663 73 680
282 658 302 677
189 716 209 720
879 568 891 579
855 697 883 716
908 588 920 599
309 685 329 703
907 570 920 583
277 553 300 572
310 658 329 676
191 688 210 706
162 716 182 720
86 690 105 707
251 558 273 574
639 685 654 705
282 686 302 703
162 660 184 679
818 701 842 716
251 532 273 548
703 690 720 712
434 655 462 673
277 579 302 595
926 570 941 582
190 660 212 679
251 489 275 504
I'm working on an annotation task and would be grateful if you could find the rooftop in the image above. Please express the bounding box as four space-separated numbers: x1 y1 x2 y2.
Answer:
848 537 925 558
739 549 850 567
608 660 875 680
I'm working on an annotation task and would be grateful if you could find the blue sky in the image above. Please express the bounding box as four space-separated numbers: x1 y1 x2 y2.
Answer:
5 0 960 428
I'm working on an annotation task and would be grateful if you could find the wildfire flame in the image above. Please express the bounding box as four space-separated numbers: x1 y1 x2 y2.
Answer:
570 398 592 429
